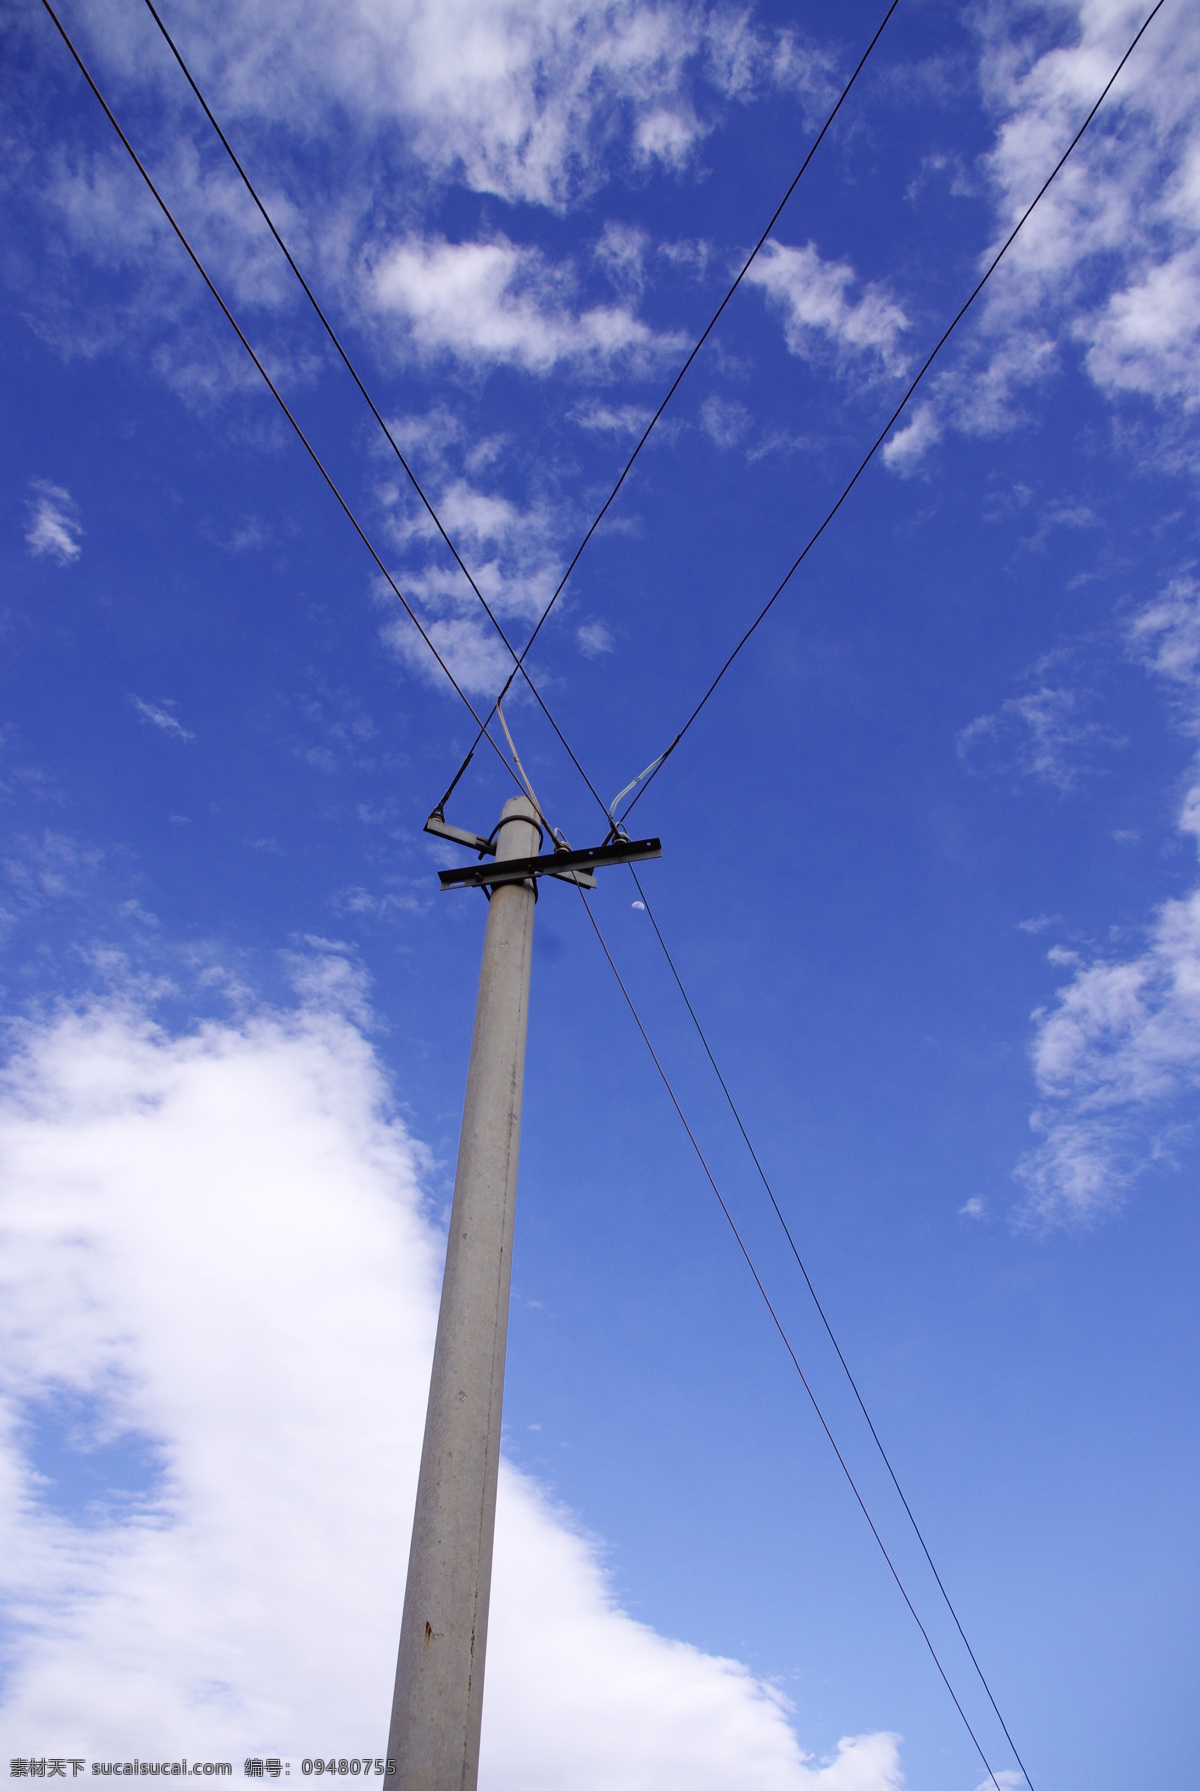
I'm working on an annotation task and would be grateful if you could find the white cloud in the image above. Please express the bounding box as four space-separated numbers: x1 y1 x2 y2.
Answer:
26 140 306 405
1128 572 1200 707
1017 914 1059 935
24 481 83 565
376 467 564 697
881 404 942 473
981 0 1200 410
1083 243 1200 408
14 0 823 408
745 242 909 376
700 394 752 448
893 1 1200 469
634 105 701 168
131 698 196 742
596 221 650 295
369 235 680 374
1018 882 1200 1223
382 606 514 698
577 620 615 657
1046 945 1080 967
1017 577 1200 1223
657 237 714 277
417 482 553 598
3 832 103 923
110 0 788 211
0 981 903 1789
570 401 654 435
957 684 1115 792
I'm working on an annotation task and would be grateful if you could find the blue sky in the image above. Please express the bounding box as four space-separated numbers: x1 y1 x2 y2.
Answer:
1 0 1198 1787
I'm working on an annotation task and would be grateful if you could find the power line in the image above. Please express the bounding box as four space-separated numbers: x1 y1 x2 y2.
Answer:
136 0 902 844
68 13 1037 1753
38 0 534 801
628 868 1038 1791
136 0 612 826
576 887 1010 1791
444 0 903 795
44 8 1046 1771
618 0 1169 830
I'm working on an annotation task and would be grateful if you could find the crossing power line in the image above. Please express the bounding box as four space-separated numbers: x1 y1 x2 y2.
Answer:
44 0 1028 1759
616 0 1170 832
136 0 611 824
39 2 1071 1777
446 0 904 793
590 0 1174 1693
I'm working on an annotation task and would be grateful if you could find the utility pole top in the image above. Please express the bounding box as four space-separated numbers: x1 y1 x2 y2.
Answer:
386 796 541 1791
426 803 661 895
496 791 541 833
387 793 662 1790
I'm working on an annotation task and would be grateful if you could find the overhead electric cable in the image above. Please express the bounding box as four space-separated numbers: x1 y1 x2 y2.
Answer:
443 0 903 791
39 0 535 799
577 889 1009 1791
50 10 1039 1765
628 867 1038 1791
617 0 1169 830
135 0 611 824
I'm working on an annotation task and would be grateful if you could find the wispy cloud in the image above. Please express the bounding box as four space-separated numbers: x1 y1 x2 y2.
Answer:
3 831 103 920
700 395 752 448
570 401 654 435
595 221 650 296
881 403 942 473
370 235 682 375
888 2 1200 470
1017 576 1200 1223
980 0 1200 415
957 683 1117 792
381 606 514 699
745 241 909 377
12 0 831 412
131 697 196 742
1018 887 1200 1223
138 0 806 210
24 480 83 565
576 619 615 657
375 446 569 696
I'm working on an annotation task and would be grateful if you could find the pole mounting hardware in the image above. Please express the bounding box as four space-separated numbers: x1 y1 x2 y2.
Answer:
434 834 662 893
425 811 497 857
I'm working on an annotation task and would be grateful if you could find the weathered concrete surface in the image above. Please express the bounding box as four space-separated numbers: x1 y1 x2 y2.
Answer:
387 796 540 1791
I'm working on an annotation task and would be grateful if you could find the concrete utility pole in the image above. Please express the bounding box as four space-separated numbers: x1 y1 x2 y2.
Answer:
385 788 659 1789
387 794 541 1791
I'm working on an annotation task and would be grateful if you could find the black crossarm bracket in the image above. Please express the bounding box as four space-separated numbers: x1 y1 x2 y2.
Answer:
439 836 662 892
425 811 497 856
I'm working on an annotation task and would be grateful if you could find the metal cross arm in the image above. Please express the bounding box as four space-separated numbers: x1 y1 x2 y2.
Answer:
439 836 662 892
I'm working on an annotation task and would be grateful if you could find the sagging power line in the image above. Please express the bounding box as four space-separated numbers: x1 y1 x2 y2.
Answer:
49 1 1036 1769
628 868 1038 1791
137 0 612 825
37 1 1087 1781
576 888 1010 1791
